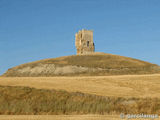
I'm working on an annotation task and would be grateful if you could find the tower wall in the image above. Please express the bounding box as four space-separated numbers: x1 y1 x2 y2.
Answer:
75 29 95 55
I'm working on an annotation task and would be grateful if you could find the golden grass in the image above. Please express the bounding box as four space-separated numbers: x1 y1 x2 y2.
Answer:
0 115 120 120
0 115 160 120
2 86 160 115
1 74 160 98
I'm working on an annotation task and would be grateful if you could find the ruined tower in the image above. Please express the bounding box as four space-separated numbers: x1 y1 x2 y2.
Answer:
75 29 95 55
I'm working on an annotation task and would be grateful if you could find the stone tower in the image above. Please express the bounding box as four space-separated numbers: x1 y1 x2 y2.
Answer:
75 29 95 55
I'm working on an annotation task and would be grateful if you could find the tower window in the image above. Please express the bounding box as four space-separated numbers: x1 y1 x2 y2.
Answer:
87 41 89 47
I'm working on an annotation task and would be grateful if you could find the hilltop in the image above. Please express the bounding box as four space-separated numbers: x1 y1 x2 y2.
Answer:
2 52 160 77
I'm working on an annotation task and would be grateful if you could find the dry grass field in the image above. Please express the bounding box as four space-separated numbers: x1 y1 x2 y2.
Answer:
1 74 160 98
0 74 160 118
0 115 120 120
0 115 159 120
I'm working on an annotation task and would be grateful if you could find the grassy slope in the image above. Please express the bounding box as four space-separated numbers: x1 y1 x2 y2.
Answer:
0 85 160 115
0 74 160 115
1 74 160 98
2 53 160 76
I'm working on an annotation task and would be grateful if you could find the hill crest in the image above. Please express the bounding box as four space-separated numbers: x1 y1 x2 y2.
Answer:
2 52 160 77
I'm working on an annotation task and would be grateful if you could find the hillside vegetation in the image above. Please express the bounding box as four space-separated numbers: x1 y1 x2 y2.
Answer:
0 115 120 120
2 53 160 77
0 86 160 115
1 74 160 98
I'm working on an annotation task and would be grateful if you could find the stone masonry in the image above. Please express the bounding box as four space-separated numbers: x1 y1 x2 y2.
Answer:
75 29 95 55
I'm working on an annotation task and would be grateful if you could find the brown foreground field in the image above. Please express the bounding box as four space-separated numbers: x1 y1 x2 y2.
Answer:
1 115 159 120
1 74 160 98
0 74 160 118
0 115 118 120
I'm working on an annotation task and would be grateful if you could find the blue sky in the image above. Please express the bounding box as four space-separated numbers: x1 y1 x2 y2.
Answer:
0 0 160 75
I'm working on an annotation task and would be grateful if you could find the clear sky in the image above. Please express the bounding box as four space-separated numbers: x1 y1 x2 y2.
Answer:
0 0 160 75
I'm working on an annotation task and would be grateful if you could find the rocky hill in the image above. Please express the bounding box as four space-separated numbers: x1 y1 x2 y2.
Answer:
2 52 160 77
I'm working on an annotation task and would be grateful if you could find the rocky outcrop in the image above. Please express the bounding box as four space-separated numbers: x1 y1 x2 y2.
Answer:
3 63 103 77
